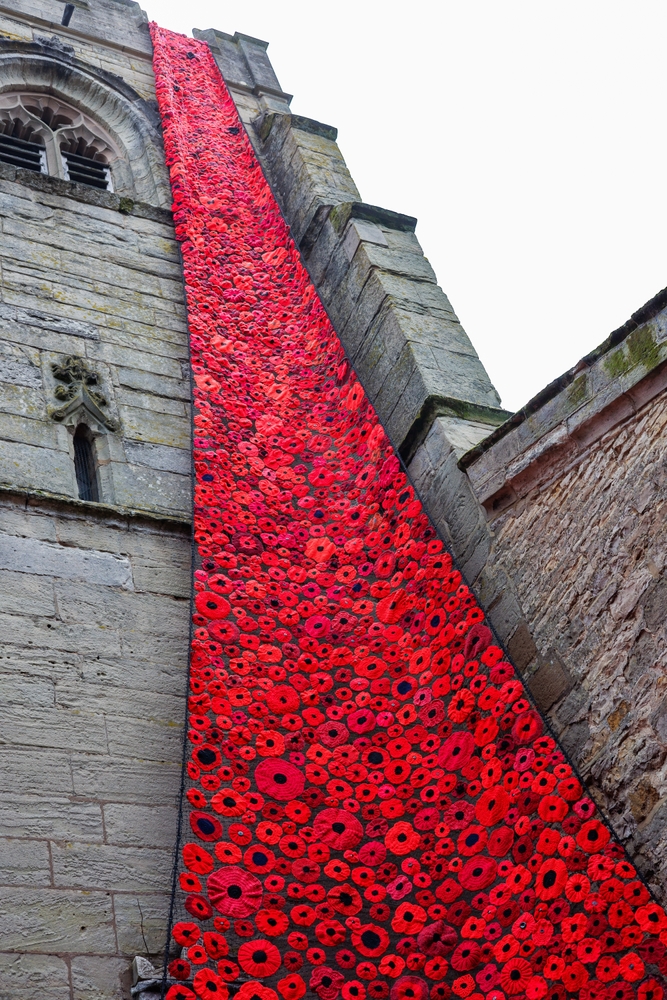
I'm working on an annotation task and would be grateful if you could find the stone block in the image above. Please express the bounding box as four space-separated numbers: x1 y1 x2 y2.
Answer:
71 955 130 1000
71 754 180 806
0 705 108 754
103 802 178 849
0 569 56 616
0 438 74 495
507 622 538 671
527 654 573 712
0 671 54 709
113 891 170 957
0 837 51 886
0 533 133 588
0 794 103 842
119 404 190 450
0 747 73 796
105 714 184 761
51 841 172 892
0 952 71 1000
0 886 116 954
123 441 192 476
53 578 188 637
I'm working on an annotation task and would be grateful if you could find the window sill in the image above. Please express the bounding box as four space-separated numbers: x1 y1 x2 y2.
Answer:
0 158 172 224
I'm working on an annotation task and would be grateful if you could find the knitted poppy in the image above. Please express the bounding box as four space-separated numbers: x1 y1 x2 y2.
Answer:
169 958 191 980
310 968 346 1000
277 974 307 1000
417 921 458 956
474 788 509 826
392 902 427 934
236 984 279 1000
207 866 262 917
384 822 421 856
313 809 363 850
237 939 282 977
500 957 533 995
192 970 229 1000
535 858 568 900
390 978 429 1000
190 811 223 842
166 988 196 1000
173 921 202 946
351 924 391 958
254 758 305 800
576 819 611 854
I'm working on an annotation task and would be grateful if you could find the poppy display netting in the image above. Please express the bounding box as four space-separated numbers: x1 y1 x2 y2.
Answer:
150 23 667 1000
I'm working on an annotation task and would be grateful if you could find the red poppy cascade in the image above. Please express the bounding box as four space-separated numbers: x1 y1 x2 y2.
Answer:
151 23 667 1000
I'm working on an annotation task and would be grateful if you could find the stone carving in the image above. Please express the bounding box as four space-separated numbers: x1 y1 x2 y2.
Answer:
49 355 119 430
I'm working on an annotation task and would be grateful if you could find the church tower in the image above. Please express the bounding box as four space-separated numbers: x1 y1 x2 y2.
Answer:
0 3 666 999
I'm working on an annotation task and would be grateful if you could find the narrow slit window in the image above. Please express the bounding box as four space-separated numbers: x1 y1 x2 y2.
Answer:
73 426 100 502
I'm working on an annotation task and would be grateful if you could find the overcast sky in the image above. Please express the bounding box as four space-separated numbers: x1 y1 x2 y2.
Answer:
144 0 667 412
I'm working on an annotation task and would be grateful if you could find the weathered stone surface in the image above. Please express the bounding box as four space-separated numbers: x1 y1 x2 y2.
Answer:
0 886 116 953
481 387 667 896
0 952 71 1000
0 533 133 587
0 837 51 886
71 956 130 1000
51 841 173 892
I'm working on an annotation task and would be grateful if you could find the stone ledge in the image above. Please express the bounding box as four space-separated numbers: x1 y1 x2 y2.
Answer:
461 287 667 471
0 484 192 533
461 303 667 509
399 394 512 464
0 160 172 223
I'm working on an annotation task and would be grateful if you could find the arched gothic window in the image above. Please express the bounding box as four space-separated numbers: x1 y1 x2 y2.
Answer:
73 425 100 502
0 93 119 191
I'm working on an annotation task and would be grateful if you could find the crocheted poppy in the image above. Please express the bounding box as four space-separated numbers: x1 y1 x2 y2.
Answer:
237 939 282 977
207 867 262 916
313 809 363 850
254 758 305 800
390 978 429 1000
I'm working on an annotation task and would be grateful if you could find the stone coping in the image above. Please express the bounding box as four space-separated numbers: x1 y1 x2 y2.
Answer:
461 298 667 509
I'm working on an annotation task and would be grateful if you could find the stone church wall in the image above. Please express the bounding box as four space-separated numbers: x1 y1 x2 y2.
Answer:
0 2 193 994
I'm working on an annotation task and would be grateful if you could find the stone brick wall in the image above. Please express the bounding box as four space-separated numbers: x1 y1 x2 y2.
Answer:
0 3 194 995
480 387 667 892
0 491 190 997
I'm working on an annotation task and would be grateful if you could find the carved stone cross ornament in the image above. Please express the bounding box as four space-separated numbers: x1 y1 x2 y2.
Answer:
49 356 119 431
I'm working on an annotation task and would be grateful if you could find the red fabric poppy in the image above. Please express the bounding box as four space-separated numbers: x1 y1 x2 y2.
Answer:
313 808 363 850
192 969 229 1000
207 866 262 917
237 939 282 977
255 758 305 800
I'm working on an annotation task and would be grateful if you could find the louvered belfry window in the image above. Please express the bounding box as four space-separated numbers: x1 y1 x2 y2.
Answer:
0 118 47 173
73 426 100 502
61 137 111 191
0 95 116 192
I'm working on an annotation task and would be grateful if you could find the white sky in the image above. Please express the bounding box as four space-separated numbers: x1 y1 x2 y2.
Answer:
143 0 667 412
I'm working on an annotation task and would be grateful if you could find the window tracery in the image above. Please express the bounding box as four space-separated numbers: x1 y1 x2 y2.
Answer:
0 93 120 190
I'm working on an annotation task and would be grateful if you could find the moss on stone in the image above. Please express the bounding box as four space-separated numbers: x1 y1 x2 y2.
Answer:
567 373 588 407
603 323 661 379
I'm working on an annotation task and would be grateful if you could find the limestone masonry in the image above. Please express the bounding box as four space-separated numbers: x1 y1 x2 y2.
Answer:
0 1 664 997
